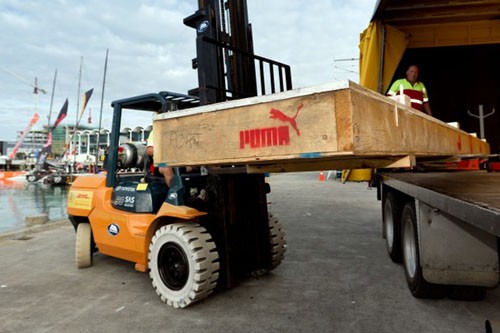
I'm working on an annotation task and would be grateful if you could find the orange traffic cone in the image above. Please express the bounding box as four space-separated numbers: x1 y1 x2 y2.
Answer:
319 171 325 181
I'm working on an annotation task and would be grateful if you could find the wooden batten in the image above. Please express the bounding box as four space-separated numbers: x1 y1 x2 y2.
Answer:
153 81 489 171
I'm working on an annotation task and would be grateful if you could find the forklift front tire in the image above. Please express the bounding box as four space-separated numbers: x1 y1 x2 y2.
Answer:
149 223 219 308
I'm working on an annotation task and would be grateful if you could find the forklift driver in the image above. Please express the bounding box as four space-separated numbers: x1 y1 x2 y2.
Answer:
146 130 174 187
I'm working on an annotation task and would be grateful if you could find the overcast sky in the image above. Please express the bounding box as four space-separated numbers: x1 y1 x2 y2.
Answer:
0 0 377 142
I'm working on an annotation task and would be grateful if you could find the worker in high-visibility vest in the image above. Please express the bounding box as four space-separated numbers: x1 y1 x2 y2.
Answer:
387 65 432 116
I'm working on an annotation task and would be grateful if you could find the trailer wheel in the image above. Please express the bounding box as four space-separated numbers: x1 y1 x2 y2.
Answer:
269 215 286 270
401 202 446 298
383 191 402 262
149 223 219 308
75 223 93 269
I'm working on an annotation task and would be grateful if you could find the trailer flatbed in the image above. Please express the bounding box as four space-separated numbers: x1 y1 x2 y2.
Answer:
378 171 500 237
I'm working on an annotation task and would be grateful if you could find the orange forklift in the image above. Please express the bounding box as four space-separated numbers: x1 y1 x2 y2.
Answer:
67 0 289 308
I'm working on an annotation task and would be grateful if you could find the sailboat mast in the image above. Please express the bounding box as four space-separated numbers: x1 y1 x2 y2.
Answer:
76 57 83 129
47 69 57 128
99 49 109 132
73 57 83 154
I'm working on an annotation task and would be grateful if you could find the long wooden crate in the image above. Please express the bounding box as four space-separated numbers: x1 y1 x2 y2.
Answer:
153 81 489 172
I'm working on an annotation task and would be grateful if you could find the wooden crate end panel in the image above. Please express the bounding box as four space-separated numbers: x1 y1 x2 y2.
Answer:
334 89 354 152
350 89 407 154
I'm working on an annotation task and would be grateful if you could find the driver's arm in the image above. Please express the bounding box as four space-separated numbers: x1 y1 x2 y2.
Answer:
159 167 174 187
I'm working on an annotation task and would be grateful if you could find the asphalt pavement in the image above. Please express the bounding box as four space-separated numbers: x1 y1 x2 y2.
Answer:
0 172 498 332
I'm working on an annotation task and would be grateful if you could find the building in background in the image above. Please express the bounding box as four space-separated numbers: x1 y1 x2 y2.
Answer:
0 124 151 163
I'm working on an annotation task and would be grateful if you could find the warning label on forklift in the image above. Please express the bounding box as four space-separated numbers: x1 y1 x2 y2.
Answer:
67 190 93 210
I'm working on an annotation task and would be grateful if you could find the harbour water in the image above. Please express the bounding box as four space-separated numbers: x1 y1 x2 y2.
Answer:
0 180 68 233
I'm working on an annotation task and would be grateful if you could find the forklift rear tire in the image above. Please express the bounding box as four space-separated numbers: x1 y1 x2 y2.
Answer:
149 223 219 308
76 223 93 269
401 202 446 299
269 215 286 270
383 191 402 263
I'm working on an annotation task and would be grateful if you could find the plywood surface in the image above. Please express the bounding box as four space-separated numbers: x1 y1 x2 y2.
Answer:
153 81 489 171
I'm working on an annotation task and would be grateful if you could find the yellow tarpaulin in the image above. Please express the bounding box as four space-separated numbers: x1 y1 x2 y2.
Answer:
354 20 411 182
359 21 410 93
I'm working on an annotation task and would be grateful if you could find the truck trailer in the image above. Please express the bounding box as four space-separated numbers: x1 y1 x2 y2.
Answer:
362 0 500 300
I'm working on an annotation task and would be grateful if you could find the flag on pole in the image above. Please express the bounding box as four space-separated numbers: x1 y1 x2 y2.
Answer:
62 88 93 157
43 99 68 154
52 99 68 130
42 132 53 153
44 132 52 147
8 112 40 159
79 89 94 120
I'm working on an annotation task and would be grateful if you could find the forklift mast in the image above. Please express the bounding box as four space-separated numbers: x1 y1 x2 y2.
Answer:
181 0 293 288
184 0 292 105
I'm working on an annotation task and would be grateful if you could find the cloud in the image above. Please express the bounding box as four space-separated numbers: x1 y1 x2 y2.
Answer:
0 0 376 142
